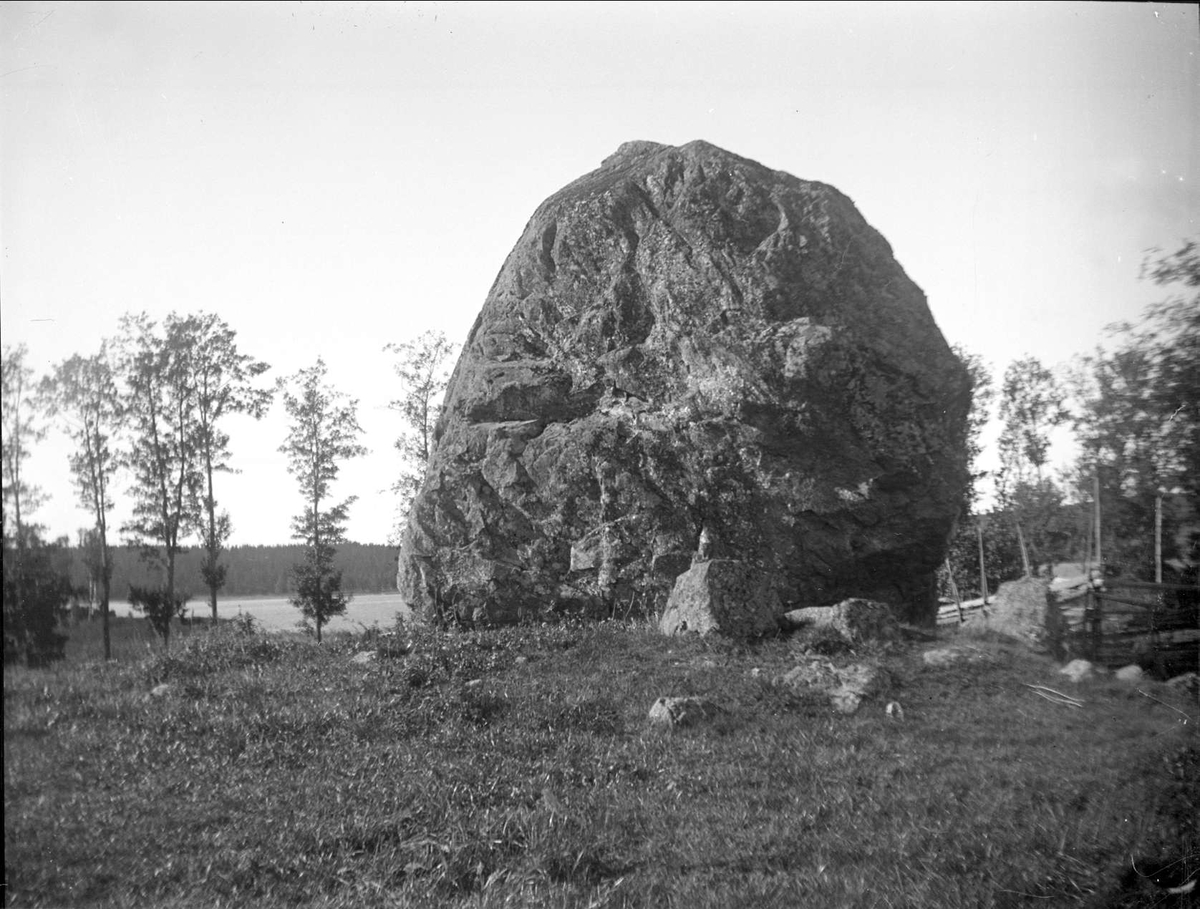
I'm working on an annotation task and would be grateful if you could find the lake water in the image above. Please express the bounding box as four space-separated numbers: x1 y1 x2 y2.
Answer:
109 592 413 634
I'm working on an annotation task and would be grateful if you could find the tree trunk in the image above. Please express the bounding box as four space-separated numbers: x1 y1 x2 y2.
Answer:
976 520 989 607
100 523 112 662
205 448 219 624
313 478 321 643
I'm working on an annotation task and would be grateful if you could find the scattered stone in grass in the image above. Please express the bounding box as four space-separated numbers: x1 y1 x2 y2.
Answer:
778 659 886 715
351 651 377 665
920 646 994 668
783 598 898 643
886 701 904 720
791 624 854 656
1115 664 1145 683
648 696 720 728
1165 672 1199 698
149 683 171 699
1060 659 1104 683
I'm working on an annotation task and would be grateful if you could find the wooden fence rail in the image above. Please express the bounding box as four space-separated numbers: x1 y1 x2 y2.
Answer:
1062 581 1199 678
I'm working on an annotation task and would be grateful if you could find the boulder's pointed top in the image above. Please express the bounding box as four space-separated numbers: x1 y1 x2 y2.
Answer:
601 138 748 167
601 140 669 165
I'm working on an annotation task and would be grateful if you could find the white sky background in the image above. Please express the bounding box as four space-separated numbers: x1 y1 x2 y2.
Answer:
2 1 1197 547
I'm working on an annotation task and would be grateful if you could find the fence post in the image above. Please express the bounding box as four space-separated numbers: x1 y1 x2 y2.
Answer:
1150 593 1164 678
945 558 964 624
1016 519 1031 578
1155 491 1163 585
1088 587 1102 663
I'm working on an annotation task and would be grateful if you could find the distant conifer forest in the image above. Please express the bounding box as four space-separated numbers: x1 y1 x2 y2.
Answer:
63 543 398 601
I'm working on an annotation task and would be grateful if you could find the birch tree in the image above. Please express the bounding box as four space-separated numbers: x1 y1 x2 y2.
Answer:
184 313 273 623
118 313 199 641
995 356 1070 572
43 345 123 660
278 358 367 642
386 330 455 521
2 344 66 665
2 343 47 547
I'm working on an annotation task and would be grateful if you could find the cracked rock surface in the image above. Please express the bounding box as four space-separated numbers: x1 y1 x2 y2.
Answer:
397 140 970 626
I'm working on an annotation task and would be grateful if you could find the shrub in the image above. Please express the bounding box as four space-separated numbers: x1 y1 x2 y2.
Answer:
2 536 71 667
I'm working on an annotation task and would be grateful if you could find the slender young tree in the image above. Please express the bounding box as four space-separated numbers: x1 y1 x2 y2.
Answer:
278 358 367 642
183 313 273 623
997 356 1070 491
386 330 455 524
995 356 1070 572
42 345 123 660
117 313 200 638
2 343 47 549
2 344 63 665
939 347 1019 601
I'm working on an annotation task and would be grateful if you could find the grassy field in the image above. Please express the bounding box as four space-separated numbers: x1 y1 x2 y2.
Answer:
4 615 1198 908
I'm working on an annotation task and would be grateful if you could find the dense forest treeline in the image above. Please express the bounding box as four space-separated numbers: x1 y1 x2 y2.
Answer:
64 543 398 601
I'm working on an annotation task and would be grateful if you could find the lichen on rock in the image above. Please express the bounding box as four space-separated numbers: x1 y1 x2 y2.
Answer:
397 140 970 627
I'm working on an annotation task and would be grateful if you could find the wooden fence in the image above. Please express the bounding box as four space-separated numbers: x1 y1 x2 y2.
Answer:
1060 578 1199 678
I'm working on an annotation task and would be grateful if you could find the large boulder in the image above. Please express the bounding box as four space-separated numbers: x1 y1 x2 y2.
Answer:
398 140 970 626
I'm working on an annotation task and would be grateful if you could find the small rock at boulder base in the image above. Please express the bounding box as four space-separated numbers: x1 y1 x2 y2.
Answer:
1114 664 1145 683
1060 659 1102 683
396 139 971 626
659 559 781 639
648 696 719 728
1164 672 1198 698
786 598 898 643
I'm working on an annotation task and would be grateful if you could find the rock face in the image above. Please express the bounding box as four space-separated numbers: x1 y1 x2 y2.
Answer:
397 140 970 626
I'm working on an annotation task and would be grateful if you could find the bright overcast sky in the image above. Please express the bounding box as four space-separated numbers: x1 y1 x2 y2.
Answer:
2 1 1197 547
